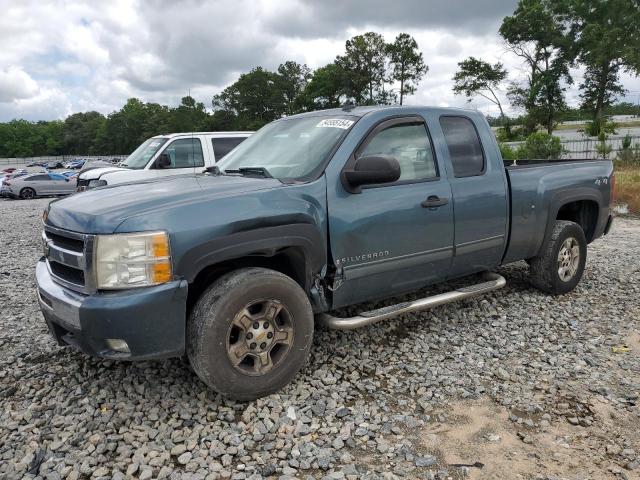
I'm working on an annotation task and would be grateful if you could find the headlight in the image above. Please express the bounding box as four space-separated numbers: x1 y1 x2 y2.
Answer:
88 179 107 188
95 231 172 289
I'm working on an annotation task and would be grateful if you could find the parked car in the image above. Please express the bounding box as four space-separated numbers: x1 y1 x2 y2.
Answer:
2 167 17 173
76 132 252 191
5 172 76 199
36 105 614 400
0 170 28 196
45 161 64 169
2 168 27 177
63 159 85 169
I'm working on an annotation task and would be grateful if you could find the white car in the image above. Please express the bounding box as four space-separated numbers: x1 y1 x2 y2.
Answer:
77 132 252 190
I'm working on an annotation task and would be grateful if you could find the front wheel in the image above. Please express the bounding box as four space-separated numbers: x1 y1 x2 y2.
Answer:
529 220 587 295
187 267 314 400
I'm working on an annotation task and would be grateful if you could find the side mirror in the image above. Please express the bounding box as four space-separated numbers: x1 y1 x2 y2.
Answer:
155 153 171 169
342 155 401 193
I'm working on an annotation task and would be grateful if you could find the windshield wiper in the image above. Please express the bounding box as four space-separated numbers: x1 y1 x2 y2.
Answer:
224 167 273 178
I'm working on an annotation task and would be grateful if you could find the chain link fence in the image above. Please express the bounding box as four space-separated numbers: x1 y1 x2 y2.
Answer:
503 135 640 160
0 155 128 166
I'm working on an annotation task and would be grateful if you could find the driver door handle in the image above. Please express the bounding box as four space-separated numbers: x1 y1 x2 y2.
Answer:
421 195 449 208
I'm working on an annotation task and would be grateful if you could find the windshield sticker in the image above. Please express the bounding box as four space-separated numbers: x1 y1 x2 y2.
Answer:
316 119 354 129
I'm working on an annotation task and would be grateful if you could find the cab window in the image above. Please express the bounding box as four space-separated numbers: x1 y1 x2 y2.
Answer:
162 138 204 168
212 137 246 161
439 116 485 177
357 122 437 182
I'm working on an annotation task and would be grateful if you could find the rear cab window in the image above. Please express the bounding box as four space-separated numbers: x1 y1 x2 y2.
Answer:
439 116 485 177
212 137 247 161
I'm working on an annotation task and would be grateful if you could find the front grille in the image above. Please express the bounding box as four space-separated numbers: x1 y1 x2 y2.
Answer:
76 178 89 192
46 231 84 252
43 225 95 293
49 261 86 285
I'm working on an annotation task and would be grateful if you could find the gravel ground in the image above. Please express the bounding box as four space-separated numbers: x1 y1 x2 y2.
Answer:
1 198 639 480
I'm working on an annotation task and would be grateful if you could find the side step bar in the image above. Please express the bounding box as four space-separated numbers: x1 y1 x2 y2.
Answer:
318 272 506 330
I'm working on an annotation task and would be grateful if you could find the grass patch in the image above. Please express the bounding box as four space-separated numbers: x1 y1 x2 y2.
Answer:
615 166 640 214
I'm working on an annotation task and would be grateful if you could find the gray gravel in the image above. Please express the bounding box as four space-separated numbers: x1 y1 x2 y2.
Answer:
1 198 639 480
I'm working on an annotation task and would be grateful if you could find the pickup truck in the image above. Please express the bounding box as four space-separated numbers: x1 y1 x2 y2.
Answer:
36 105 615 400
76 131 251 190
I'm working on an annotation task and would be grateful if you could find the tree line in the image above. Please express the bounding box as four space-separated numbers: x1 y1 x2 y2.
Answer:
1 0 639 158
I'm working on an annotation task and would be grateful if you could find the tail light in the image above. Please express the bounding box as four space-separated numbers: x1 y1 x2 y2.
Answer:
610 172 617 205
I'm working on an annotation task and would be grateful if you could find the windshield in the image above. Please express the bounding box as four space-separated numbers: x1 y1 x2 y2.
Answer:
121 137 169 169
218 115 356 180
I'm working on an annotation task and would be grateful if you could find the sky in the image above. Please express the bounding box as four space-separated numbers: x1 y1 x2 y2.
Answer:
1 0 639 122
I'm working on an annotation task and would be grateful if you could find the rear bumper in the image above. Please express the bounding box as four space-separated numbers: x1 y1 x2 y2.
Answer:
36 258 188 360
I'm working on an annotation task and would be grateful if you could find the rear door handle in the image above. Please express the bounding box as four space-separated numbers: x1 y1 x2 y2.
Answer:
421 195 449 208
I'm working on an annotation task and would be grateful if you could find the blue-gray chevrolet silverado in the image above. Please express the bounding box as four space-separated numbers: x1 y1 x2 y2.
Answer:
36 105 615 400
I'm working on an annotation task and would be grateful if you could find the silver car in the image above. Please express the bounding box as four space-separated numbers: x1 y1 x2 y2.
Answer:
5 172 76 199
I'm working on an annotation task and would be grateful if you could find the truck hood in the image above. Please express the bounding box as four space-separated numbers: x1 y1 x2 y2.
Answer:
79 166 127 180
46 174 282 234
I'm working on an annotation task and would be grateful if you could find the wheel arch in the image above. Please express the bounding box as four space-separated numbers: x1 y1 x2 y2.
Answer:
538 188 603 257
179 224 326 316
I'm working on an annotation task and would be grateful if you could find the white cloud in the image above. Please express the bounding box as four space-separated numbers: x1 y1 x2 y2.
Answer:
0 0 637 121
0 67 39 102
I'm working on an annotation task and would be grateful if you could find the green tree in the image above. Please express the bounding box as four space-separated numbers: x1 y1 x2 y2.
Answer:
169 96 209 132
558 0 640 133
277 61 312 115
336 32 388 104
500 0 572 134
44 121 64 155
516 132 565 159
453 57 508 121
302 63 348 109
213 67 288 130
63 111 106 154
387 33 428 105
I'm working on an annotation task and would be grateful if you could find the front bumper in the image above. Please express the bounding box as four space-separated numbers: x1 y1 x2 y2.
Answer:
36 258 188 360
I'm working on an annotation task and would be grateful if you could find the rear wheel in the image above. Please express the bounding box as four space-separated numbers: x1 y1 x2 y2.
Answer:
19 187 35 200
187 267 314 400
529 220 587 295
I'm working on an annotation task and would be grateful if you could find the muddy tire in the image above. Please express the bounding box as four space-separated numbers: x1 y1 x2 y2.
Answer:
529 220 587 295
187 267 314 400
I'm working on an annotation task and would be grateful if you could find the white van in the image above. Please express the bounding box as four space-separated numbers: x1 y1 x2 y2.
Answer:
77 132 252 190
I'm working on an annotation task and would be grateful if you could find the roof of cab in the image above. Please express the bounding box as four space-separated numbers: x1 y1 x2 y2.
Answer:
283 104 482 120
151 131 253 139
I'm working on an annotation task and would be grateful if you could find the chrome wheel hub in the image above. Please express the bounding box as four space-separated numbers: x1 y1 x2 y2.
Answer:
226 299 294 376
557 237 580 282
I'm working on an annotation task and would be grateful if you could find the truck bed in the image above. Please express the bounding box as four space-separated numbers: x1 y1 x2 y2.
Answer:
502 158 613 264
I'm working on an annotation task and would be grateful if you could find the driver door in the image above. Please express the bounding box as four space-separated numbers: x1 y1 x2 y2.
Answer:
327 116 454 308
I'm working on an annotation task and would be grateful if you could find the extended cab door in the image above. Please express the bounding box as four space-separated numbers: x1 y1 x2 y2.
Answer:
436 115 509 277
328 116 454 308
153 137 204 178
